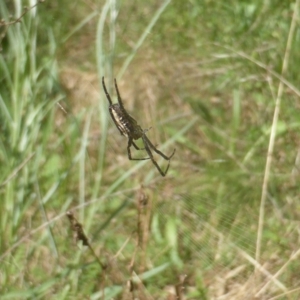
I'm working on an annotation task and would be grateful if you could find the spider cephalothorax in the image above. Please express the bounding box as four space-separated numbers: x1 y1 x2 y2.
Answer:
102 77 175 177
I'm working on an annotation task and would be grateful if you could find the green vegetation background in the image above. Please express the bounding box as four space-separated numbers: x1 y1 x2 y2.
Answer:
1 0 300 299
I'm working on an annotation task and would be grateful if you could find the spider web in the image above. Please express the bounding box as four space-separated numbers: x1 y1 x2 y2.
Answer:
135 179 299 299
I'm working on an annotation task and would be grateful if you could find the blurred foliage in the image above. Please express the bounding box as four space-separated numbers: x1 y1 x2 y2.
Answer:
1 0 300 299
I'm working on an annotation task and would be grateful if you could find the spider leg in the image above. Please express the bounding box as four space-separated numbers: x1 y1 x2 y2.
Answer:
114 78 126 109
127 138 150 160
102 77 113 105
142 135 170 177
132 140 145 151
143 135 176 160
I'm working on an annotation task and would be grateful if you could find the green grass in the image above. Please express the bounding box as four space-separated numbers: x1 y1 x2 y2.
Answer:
1 0 300 299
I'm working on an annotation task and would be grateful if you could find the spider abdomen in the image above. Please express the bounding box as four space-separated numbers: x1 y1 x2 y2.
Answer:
110 104 143 139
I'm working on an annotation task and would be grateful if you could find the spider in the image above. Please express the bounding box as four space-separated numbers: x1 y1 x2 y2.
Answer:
102 77 176 177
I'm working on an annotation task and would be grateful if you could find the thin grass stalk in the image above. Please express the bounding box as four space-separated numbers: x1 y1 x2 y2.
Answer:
214 44 300 98
35 177 59 257
268 287 300 300
109 0 117 78
79 111 92 222
62 11 98 43
256 245 300 297
255 0 300 268
93 0 110 200
203 222 287 294
117 0 171 79
230 88 241 154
